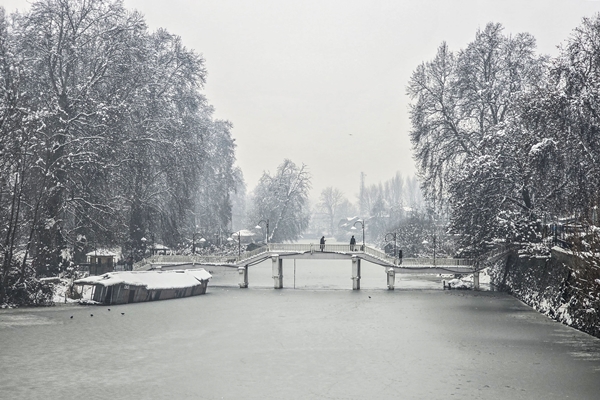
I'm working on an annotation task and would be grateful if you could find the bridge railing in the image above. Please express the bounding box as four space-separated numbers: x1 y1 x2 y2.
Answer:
400 258 475 266
363 245 397 264
238 244 475 266
268 243 359 253
135 244 476 269
361 246 475 267
234 243 367 265
236 245 270 263
134 254 240 269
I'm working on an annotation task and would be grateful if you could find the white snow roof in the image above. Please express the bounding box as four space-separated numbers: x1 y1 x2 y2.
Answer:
74 269 212 290
232 229 256 238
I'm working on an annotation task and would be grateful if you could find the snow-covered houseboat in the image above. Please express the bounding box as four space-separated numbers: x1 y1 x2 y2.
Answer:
74 269 211 305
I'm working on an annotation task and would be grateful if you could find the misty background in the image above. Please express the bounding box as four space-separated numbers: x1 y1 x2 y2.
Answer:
5 0 599 200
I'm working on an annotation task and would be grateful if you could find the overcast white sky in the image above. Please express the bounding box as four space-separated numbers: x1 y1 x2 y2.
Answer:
4 0 600 202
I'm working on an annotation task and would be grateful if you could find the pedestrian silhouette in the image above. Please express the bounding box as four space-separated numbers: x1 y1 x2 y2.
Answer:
320 236 325 252
126 256 134 271
350 235 356 251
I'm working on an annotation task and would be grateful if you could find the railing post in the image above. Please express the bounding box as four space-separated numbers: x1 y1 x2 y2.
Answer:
352 256 361 290
386 267 395 290
272 255 283 289
238 266 248 288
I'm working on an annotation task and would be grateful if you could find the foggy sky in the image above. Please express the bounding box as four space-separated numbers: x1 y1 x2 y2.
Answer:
3 0 600 202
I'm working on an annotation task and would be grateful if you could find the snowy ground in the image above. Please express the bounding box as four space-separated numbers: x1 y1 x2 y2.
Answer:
50 279 89 304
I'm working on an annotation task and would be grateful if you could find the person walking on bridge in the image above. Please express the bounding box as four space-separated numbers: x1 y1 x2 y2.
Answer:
350 235 356 251
320 236 326 252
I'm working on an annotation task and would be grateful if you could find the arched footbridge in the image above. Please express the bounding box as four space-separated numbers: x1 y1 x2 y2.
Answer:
135 243 484 290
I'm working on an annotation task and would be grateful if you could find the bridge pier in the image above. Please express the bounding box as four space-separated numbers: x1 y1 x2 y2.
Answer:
386 267 395 290
238 266 248 288
473 271 480 291
272 256 283 289
352 256 361 290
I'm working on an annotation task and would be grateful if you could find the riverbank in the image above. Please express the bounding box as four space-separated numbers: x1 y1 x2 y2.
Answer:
491 246 600 339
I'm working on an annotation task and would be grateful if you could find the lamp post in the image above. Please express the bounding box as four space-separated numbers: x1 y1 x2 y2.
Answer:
384 232 397 259
430 202 437 267
433 231 436 266
228 231 242 256
255 219 269 244
422 238 435 266
140 237 147 257
352 220 365 250
192 232 205 255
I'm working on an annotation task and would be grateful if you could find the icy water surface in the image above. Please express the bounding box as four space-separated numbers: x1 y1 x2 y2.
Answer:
1 260 600 399
206 258 467 290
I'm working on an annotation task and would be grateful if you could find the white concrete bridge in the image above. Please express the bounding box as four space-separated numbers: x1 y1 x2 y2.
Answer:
135 243 481 290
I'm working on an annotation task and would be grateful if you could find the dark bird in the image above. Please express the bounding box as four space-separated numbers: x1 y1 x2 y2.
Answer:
70 316 73 319
368 296 371 299
121 312 125 315
90 314 93 317
108 309 111 311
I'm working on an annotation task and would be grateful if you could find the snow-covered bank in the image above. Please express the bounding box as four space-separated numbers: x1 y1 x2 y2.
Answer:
48 278 92 305
489 246 600 338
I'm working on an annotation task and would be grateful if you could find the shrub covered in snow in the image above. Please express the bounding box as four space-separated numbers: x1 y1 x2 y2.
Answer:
1 261 53 308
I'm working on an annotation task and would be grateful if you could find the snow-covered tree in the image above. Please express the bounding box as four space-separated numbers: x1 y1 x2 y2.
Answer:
190 119 238 246
318 187 346 236
0 0 240 304
408 22 547 251
230 167 247 232
11 0 149 273
250 159 311 242
0 6 42 302
524 14 600 223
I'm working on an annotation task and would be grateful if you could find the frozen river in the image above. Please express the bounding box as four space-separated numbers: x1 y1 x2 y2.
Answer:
1 259 600 399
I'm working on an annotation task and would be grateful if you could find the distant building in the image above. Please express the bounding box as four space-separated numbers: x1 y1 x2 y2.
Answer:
150 243 171 256
86 249 117 275
231 230 258 244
